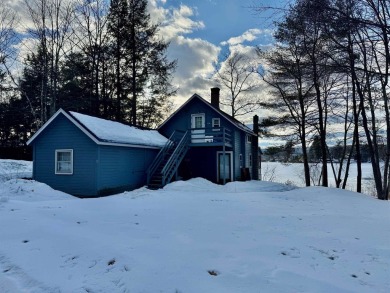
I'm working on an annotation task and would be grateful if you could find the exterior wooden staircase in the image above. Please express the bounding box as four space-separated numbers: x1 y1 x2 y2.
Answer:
147 130 190 189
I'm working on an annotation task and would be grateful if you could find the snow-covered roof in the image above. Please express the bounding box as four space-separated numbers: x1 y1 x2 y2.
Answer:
69 112 167 148
27 109 168 149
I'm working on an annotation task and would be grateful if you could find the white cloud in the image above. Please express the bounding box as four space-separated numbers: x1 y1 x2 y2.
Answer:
10 0 223 112
7 0 77 34
149 1 271 118
221 28 273 47
171 36 219 79
147 1 220 106
168 36 221 105
148 1 204 42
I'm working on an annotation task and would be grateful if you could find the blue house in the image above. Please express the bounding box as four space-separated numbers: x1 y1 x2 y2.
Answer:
26 109 167 197
147 88 260 189
27 88 260 196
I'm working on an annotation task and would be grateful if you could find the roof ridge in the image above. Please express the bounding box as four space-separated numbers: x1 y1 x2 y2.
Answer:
159 94 255 135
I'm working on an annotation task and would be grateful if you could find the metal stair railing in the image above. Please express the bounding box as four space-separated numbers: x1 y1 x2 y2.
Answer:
161 130 190 186
147 130 177 185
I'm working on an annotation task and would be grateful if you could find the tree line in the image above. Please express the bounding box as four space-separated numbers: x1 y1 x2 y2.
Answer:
0 0 176 151
1 0 389 200
257 0 390 200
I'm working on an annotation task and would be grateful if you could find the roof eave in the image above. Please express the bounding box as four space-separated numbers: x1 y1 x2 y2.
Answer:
27 109 164 149
27 109 68 146
159 94 255 135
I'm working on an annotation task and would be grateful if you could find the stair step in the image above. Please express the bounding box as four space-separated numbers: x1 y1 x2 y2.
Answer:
147 131 190 189
149 179 162 183
147 185 162 190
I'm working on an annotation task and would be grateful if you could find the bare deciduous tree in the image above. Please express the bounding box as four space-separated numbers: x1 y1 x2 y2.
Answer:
0 6 18 99
258 35 316 187
24 0 75 124
73 0 110 116
215 51 262 118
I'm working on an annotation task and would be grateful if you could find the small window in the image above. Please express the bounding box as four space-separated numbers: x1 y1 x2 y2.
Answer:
55 149 73 175
239 154 243 168
195 116 203 128
249 154 252 167
212 118 220 131
247 135 252 143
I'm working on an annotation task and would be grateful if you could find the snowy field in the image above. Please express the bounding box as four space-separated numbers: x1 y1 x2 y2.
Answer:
0 160 32 183
0 160 389 292
262 162 376 195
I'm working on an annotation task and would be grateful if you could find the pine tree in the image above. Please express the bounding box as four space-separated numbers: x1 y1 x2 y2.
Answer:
57 52 94 113
19 47 52 127
107 0 176 126
107 0 130 122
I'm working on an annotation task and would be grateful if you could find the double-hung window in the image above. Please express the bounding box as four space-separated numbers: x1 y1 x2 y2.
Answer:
55 149 73 175
212 118 220 131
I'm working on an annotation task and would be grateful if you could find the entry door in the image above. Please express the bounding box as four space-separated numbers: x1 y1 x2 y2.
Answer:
191 113 205 143
218 152 232 183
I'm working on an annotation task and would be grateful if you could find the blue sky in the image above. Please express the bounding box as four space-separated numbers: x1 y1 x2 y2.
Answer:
148 0 287 119
179 0 269 44
8 0 287 123
165 0 283 47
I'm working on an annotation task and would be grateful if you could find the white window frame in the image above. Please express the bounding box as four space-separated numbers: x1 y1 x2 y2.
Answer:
212 118 220 131
55 149 73 175
247 135 252 144
191 113 205 129
191 113 206 143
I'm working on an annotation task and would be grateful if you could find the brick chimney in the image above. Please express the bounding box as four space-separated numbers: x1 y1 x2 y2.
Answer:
211 87 220 109
253 115 259 135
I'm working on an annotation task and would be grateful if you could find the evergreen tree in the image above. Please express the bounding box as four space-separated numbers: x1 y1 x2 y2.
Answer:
107 0 176 126
309 135 322 163
57 52 94 114
107 0 129 122
19 47 52 128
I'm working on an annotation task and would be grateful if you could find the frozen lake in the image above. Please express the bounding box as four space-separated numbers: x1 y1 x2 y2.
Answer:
262 162 375 195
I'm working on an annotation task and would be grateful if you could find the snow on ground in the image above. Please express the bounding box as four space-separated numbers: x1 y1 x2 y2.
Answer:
0 179 73 202
262 162 376 194
0 160 32 183
0 173 389 293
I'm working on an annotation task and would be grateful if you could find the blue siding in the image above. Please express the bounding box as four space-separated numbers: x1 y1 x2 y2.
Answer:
234 130 241 180
97 146 158 195
159 98 233 138
32 113 161 197
160 96 256 183
33 113 98 196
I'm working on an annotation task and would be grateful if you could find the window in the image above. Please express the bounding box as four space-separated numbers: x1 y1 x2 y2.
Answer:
249 154 252 167
212 118 220 130
247 135 252 143
239 154 243 168
55 149 73 175
194 116 203 128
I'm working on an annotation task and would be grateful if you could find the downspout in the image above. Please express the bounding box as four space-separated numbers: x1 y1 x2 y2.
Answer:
252 115 259 180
